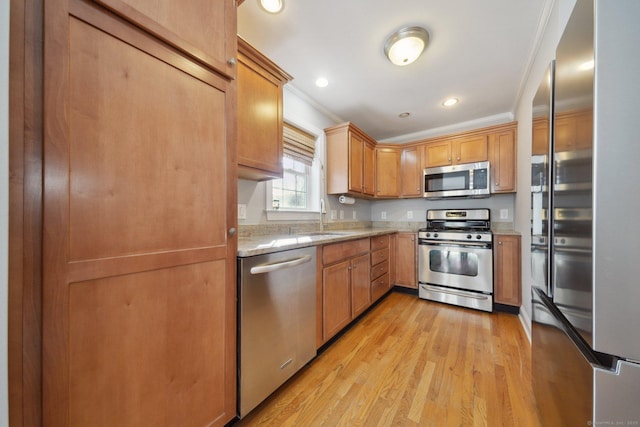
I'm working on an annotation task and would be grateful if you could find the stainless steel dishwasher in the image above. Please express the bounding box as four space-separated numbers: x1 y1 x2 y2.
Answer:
238 246 317 418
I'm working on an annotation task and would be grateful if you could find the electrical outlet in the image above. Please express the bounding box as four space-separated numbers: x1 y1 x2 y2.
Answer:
339 210 344 220
500 209 509 219
381 211 387 220
330 210 337 220
238 204 247 220
352 211 357 220
407 210 413 219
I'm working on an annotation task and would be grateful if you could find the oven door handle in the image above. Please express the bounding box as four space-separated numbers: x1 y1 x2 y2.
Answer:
420 240 492 249
420 284 491 300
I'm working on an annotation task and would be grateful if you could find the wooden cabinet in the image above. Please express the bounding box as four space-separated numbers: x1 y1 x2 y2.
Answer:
237 38 293 180
325 121 517 199
395 233 418 289
494 234 522 307
37 0 238 425
489 127 517 193
370 234 391 301
363 141 376 196
401 145 423 197
326 122 376 197
321 238 371 342
322 260 354 341
375 147 401 197
350 254 372 318
424 135 488 167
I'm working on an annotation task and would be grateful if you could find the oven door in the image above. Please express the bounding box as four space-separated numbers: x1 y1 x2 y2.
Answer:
418 240 493 293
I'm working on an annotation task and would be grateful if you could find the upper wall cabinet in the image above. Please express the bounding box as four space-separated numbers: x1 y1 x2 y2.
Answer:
237 37 293 180
94 0 237 77
400 145 423 197
375 148 401 198
424 135 488 168
489 126 517 193
325 121 517 199
325 122 376 197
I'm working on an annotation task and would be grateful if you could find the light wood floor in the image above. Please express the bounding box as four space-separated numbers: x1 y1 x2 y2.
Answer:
236 291 542 427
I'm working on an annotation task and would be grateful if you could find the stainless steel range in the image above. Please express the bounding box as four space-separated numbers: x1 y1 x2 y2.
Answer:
418 208 494 312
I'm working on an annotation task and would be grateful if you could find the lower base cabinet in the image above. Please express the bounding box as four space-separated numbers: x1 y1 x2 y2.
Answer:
370 234 391 301
494 234 522 307
322 259 354 342
320 233 395 345
321 238 370 343
395 232 417 289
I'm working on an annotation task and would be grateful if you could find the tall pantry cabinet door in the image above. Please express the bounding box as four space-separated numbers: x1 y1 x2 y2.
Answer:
94 0 236 76
42 1 237 426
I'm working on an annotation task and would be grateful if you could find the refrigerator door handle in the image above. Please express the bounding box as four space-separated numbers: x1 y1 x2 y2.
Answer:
533 287 614 371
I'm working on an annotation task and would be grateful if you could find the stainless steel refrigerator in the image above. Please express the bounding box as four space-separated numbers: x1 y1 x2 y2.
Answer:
531 0 640 424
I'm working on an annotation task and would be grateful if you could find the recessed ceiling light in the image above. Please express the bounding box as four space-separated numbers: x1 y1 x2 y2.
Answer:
442 98 459 107
259 0 283 14
315 77 329 88
398 112 411 118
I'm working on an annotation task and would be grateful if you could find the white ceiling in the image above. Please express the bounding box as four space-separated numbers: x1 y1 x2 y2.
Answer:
238 0 551 142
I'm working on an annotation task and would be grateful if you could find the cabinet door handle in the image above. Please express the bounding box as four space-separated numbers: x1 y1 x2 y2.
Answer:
498 241 503 245
227 57 237 66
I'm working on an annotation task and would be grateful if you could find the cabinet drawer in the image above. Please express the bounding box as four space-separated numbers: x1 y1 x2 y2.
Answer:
323 238 370 265
370 248 389 265
370 260 389 280
371 273 389 301
371 234 390 251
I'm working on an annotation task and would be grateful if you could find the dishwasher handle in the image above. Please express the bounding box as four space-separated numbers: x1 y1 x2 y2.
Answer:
250 255 313 275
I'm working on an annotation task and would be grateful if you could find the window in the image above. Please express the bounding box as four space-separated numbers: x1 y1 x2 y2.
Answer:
266 121 320 219
271 155 310 210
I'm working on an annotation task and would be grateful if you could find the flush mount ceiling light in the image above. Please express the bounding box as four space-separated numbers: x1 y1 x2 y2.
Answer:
384 26 430 66
398 112 411 118
259 0 283 14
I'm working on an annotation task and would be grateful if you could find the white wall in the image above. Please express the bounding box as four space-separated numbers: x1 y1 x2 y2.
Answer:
513 0 576 337
1 0 10 424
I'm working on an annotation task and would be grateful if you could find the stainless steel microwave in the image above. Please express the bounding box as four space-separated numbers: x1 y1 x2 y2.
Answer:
423 161 491 199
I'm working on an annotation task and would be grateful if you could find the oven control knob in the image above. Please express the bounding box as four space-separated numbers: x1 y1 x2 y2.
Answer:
425 232 431 238
476 234 482 240
467 234 472 239
434 233 439 238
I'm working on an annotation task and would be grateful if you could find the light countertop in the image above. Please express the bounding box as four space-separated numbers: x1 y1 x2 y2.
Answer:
238 228 399 257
